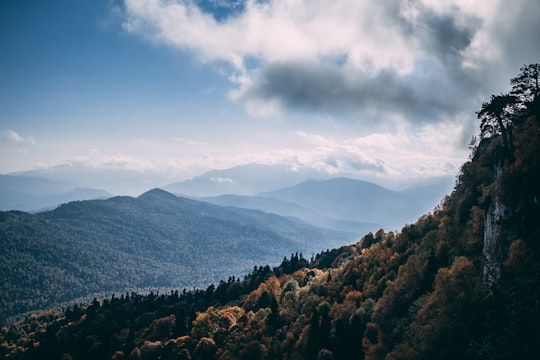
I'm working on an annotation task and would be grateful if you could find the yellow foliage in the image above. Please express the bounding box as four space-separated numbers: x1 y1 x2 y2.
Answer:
191 308 220 339
504 239 534 275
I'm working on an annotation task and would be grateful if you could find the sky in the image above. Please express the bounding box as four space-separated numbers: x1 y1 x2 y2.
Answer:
1 0 539 193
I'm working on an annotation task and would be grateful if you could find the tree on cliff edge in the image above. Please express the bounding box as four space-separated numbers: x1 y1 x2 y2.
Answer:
477 63 540 157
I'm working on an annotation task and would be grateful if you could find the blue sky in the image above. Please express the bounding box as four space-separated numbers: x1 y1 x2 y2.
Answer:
1 0 539 193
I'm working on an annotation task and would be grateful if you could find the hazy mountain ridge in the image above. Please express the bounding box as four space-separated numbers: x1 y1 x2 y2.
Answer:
258 177 453 230
201 193 381 235
163 163 331 197
11 164 170 196
0 174 112 212
0 188 351 324
199 176 452 235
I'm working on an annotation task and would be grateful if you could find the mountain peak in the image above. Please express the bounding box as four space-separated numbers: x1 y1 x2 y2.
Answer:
137 188 177 200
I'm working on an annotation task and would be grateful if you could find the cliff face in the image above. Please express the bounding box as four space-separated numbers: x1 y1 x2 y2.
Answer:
482 184 512 284
482 110 540 284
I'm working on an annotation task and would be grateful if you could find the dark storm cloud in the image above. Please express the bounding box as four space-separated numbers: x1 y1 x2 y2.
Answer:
420 13 475 64
242 4 484 123
388 1 477 64
125 0 540 124
490 0 540 74
239 1 538 124
246 61 467 123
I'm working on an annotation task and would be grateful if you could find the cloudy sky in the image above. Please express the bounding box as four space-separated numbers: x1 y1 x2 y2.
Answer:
1 0 539 191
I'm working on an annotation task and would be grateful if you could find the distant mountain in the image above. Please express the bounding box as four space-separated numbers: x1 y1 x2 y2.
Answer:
201 194 380 235
29 188 113 212
0 175 111 212
259 177 452 230
0 188 351 323
0 174 76 198
163 163 330 197
12 163 170 196
398 175 455 199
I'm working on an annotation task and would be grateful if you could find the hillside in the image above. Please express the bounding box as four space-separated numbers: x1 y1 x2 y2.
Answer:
1 64 539 360
0 189 351 324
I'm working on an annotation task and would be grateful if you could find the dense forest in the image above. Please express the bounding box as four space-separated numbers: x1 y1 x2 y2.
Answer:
0 189 349 325
1 64 539 359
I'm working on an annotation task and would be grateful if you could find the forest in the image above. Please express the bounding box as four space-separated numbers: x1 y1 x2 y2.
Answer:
0 188 349 325
1 64 539 359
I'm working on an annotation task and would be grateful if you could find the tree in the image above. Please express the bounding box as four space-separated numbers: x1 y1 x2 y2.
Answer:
477 93 516 154
511 63 540 106
410 257 485 359
267 295 280 329
477 64 540 156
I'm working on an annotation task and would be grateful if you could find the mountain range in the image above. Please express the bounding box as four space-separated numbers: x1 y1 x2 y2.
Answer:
0 169 452 324
0 188 350 324
162 163 331 197
10 163 174 196
201 193 379 235
202 176 453 232
2 167 453 233
11 162 333 198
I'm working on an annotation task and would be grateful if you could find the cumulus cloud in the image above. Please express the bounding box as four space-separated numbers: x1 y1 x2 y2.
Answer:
122 0 540 121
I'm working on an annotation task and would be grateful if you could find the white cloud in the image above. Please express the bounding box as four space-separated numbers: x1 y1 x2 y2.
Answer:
211 177 235 183
36 149 190 174
1 130 35 145
19 118 469 191
121 0 539 122
175 121 470 181
123 0 416 70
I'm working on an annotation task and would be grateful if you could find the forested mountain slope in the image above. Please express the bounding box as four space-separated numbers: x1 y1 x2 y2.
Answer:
1 64 539 360
0 189 350 325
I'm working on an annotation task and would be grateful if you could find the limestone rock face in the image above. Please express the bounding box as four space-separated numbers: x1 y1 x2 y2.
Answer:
482 162 515 285
483 199 511 284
